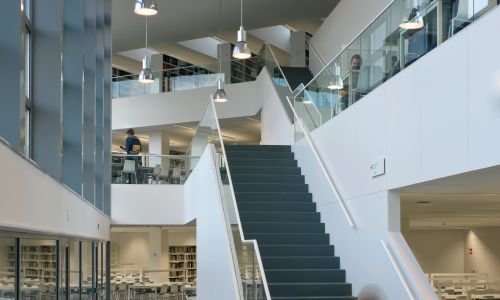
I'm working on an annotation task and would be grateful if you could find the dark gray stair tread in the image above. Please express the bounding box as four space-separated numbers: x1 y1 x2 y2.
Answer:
230 166 302 175
268 282 352 297
225 145 291 152
259 245 335 256
266 269 346 283
232 174 305 184
262 256 340 269
240 212 320 223
246 233 329 245
238 201 316 212
235 192 312 202
243 222 325 233
228 158 297 167
227 151 294 159
234 182 308 192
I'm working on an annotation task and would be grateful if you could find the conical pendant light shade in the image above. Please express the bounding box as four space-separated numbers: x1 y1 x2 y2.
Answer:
212 79 228 103
135 0 158 16
139 56 154 84
233 27 251 59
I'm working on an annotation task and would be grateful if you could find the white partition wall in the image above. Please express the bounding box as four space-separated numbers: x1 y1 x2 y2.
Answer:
293 6 500 299
184 146 241 300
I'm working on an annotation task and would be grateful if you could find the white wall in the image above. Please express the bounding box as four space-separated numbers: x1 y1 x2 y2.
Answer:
405 230 466 274
184 146 241 299
464 228 500 278
293 7 500 298
309 0 392 75
0 142 110 240
258 69 294 145
111 185 185 225
112 81 261 130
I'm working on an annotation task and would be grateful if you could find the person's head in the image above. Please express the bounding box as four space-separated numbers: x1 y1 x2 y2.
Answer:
351 54 362 70
126 128 135 136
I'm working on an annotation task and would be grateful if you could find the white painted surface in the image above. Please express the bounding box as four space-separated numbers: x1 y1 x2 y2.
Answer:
111 184 185 225
292 7 500 298
112 81 261 130
464 228 500 278
0 142 110 240
249 26 291 53
259 69 294 145
184 146 241 300
309 0 393 75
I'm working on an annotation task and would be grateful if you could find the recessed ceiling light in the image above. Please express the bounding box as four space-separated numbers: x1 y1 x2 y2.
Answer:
416 201 432 207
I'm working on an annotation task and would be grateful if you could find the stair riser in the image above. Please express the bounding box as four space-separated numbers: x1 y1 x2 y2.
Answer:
240 212 320 223
259 245 335 257
238 202 316 212
230 166 302 175
232 175 305 184
245 233 329 245
262 257 340 270
235 192 312 202
234 183 308 193
243 222 325 234
227 151 294 159
266 270 346 283
228 159 297 167
269 283 352 297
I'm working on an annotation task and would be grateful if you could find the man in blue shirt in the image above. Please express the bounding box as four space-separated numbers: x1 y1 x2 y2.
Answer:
120 128 142 183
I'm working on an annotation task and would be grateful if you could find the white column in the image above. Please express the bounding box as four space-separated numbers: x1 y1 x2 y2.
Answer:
150 53 163 93
290 31 307 67
148 131 170 168
148 228 162 282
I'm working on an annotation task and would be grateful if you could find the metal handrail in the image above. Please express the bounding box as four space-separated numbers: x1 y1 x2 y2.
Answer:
285 96 355 228
209 98 272 299
381 240 416 300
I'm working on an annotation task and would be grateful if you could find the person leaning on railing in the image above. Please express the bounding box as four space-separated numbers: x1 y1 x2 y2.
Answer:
120 128 142 183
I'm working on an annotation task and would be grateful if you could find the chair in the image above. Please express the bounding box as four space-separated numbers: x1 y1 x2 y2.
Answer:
449 0 472 37
115 282 127 300
122 160 138 184
144 164 161 184
158 167 170 184
157 284 169 299
168 283 180 300
170 167 181 184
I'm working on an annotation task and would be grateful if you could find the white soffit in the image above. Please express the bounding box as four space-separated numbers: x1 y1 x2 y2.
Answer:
117 48 161 62
178 37 222 59
249 25 291 53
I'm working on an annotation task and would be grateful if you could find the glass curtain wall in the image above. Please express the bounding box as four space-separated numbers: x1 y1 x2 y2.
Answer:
0 234 108 300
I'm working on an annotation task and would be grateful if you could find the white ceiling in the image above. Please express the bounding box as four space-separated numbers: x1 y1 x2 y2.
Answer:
400 166 500 230
112 0 339 70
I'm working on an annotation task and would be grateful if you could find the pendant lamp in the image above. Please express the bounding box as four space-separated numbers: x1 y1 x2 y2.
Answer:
399 0 424 29
139 16 154 84
134 0 158 16
213 0 229 103
232 0 251 59
327 63 343 90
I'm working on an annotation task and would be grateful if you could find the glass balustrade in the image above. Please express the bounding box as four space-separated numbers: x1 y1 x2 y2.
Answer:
294 0 499 140
112 57 264 99
111 153 196 184
187 99 270 299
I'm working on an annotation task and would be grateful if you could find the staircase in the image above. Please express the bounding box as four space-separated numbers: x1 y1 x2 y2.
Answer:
225 144 355 300
280 67 314 91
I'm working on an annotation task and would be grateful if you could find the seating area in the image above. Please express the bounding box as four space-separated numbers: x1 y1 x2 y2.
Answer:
112 155 187 184
430 273 500 300
110 272 195 300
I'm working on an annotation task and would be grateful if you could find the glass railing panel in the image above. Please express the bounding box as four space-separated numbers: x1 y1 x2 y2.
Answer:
186 99 270 299
111 154 194 184
294 0 499 141
112 58 264 99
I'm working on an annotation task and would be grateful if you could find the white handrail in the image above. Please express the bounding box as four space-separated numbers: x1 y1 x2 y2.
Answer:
210 98 273 299
381 240 416 300
285 96 356 228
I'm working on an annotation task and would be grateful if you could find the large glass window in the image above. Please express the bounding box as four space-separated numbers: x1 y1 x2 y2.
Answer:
0 237 16 300
19 239 57 299
70 240 80 298
81 241 94 299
